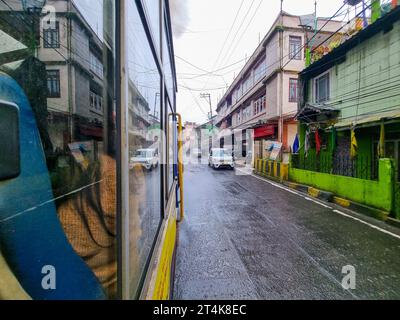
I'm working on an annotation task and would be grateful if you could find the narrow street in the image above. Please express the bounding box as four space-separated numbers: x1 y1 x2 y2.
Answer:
174 162 400 300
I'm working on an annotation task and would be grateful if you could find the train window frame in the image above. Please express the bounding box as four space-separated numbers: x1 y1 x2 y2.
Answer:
167 95 176 196
0 100 20 181
122 0 166 300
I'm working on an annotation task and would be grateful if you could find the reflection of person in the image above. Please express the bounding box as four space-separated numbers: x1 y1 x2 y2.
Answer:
0 252 31 300
128 161 146 292
57 154 117 298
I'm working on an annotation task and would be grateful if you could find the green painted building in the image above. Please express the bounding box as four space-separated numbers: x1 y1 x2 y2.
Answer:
295 5 400 218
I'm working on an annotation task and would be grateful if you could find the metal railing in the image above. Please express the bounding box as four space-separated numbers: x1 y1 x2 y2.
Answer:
291 153 378 181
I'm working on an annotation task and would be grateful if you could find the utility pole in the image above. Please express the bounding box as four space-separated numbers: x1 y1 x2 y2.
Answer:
200 93 213 129
200 93 213 152
278 0 284 153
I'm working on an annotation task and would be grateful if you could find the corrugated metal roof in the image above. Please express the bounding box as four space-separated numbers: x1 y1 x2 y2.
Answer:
334 109 400 129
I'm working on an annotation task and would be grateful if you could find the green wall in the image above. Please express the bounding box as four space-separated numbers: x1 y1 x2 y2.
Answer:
289 159 394 212
307 20 400 120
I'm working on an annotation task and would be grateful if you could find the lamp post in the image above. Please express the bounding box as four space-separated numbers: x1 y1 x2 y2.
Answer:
21 0 46 55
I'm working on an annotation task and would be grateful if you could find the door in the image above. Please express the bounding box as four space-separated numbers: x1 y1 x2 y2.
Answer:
389 141 400 218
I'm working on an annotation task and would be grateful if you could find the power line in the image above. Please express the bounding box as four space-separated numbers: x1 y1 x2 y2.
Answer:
180 80 209 118
217 1 351 103
201 0 245 92
179 84 227 92
219 0 257 66
225 0 264 63
281 1 351 70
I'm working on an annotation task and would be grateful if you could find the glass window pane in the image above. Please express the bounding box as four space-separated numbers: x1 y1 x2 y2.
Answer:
143 0 161 54
163 18 174 101
0 0 117 300
168 103 176 192
126 1 162 299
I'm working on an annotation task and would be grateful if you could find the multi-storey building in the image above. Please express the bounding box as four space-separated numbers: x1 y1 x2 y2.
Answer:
215 11 342 163
0 0 106 152
295 3 400 218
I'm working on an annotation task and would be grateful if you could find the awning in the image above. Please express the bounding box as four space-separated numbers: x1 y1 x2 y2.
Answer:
296 103 340 123
334 109 400 130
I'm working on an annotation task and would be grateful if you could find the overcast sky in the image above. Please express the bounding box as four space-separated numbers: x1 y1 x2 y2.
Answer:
172 0 356 125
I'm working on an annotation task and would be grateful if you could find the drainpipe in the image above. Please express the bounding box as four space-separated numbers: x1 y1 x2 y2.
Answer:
67 0 73 143
278 2 284 159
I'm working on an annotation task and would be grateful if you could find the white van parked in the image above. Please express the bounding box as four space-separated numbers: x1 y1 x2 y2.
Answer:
208 148 235 170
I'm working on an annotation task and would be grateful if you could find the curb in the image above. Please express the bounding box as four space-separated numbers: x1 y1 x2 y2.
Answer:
386 217 400 228
281 179 390 222
282 181 333 202
254 171 282 183
332 196 389 221
255 170 397 227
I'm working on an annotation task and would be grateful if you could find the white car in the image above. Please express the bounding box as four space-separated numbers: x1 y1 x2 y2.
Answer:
208 148 235 170
130 148 159 171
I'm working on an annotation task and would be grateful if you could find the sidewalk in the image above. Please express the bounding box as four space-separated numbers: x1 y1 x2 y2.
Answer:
253 169 400 230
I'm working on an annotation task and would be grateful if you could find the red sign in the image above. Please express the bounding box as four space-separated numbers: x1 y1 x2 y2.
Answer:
254 125 275 139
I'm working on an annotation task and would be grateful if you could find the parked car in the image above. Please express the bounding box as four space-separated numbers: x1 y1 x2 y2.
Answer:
208 148 235 170
130 148 159 171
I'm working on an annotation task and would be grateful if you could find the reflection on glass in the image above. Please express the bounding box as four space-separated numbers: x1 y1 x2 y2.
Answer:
168 103 175 192
127 1 162 298
142 0 160 53
0 0 116 299
163 19 174 101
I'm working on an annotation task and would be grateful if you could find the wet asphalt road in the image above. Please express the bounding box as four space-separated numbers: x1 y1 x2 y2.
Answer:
173 162 400 300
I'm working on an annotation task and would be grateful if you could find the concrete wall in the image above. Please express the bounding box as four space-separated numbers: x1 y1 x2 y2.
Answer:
265 32 279 79
282 72 299 116
74 67 91 119
71 19 90 70
38 16 69 62
266 76 278 119
289 159 394 212
282 30 306 72
46 64 69 114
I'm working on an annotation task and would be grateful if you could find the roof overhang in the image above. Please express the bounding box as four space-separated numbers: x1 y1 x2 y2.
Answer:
333 109 400 130
295 103 340 123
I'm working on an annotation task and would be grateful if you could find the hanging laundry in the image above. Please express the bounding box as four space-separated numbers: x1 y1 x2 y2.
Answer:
305 128 310 157
378 122 385 158
331 128 337 153
293 134 300 154
315 130 321 155
351 129 358 159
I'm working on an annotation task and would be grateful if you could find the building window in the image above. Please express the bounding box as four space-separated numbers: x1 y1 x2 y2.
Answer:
90 91 103 112
237 111 242 124
254 100 259 115
315 72 330 103
254 58 266 82
289 78 298 102
43 22 60 48
261 96 266 111
46 70 60 98
90 52 104 78
253 95 266 115
289 36 302 60
242 106 251 122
